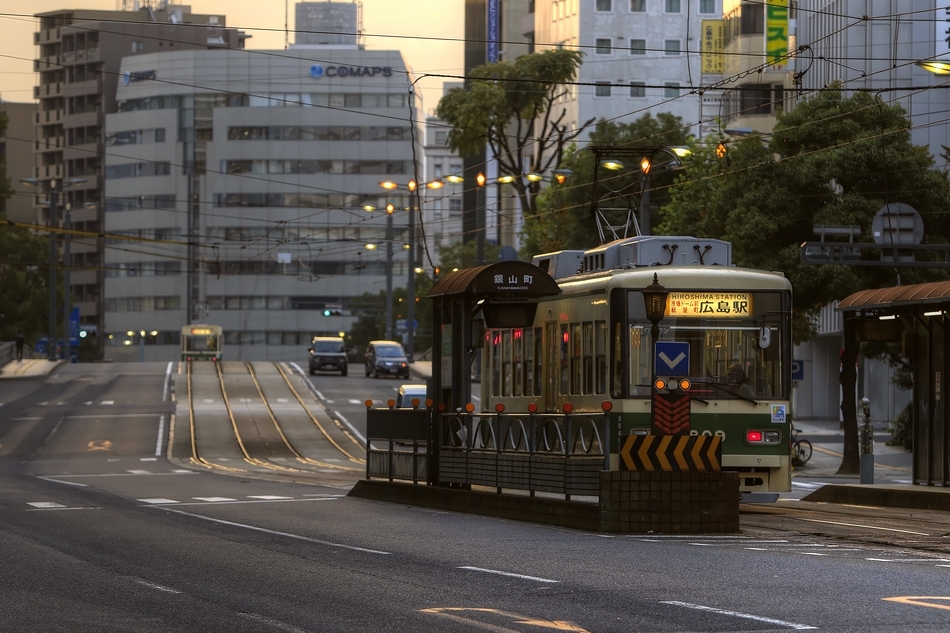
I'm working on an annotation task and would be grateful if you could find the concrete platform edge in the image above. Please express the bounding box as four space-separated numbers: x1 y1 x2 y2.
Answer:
802 483 950 512
349 479 601 531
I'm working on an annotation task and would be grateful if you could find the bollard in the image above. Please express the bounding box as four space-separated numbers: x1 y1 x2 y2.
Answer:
860 397 874 484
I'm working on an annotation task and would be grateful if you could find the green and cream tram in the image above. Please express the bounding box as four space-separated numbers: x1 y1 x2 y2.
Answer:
181 324 223 361
481 236 793 496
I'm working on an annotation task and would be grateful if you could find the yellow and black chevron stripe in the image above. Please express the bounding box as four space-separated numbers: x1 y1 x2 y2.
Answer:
619 434 722 472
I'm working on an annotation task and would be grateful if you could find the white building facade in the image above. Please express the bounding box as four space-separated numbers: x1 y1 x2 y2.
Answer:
103 48 419 361
423 114 464 260
532 0 723 141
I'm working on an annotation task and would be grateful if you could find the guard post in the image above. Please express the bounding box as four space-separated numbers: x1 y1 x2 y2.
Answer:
426 261 561 485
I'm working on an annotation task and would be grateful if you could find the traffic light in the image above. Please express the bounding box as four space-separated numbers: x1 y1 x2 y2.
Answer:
433 266 441 280
323 309 342 316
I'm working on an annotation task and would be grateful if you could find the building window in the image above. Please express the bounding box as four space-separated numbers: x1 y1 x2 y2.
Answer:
596 0 612 11
449 198 462 217
434 130 447 145
665 0 681 12
595 38 612 54
131 40 143 53
434 164 443 178
664 82 681 98
664 39 681 55
630 39 646 55
700 0 716 13
629 82 646 97
630 0 646 11
595 82 611 97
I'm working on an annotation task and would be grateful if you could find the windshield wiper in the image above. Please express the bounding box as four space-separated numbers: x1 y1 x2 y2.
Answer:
704 381 759 405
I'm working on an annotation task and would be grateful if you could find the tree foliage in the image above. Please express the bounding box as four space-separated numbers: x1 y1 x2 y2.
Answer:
659 86 950 473
437 239 500 271
522 113 691 256
0 110 51 346
436 49 594 219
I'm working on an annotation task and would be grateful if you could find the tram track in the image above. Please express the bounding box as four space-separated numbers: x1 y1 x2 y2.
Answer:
184 360 363 476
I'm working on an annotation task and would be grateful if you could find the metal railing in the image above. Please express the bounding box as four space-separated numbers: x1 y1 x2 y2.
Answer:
439 407 611 500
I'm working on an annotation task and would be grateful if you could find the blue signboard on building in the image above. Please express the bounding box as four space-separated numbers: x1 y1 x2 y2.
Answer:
487 0 499 62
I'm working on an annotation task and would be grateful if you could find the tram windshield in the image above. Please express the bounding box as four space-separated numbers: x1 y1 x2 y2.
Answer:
185 334 219 352
617 290 790 400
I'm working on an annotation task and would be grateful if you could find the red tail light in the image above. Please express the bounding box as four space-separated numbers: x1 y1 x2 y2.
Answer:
747 430 763 442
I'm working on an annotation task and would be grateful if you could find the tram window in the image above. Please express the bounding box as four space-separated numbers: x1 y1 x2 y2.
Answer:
570 323 582 395
534 326 543 396
523 328 533 397
628 324 650 396
595 320 607 394
502 330 512 397
560 324 569 395
612 320 623 397
582 322 594 394
513 329 524 397
492 330 501 397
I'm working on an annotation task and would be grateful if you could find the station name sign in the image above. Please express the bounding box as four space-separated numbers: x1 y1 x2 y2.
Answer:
309 64 393 79
666 292 752 318
121 69 156 85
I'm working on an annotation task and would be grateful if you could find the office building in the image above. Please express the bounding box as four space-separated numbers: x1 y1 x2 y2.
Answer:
31 4 246 337
528 0 722 142
103 48 418 361
424 99 464 259
295 1 360 47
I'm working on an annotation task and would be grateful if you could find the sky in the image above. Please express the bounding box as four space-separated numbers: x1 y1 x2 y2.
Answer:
0 0 465 112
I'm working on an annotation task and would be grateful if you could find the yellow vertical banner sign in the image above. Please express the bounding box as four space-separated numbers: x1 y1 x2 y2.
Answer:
701 20 725 74
766 0 789 68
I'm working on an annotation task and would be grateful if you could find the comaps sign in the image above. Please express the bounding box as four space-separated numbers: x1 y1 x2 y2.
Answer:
666 292 752 318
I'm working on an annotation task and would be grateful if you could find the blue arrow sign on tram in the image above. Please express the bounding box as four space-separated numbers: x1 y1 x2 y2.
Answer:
655 341 690 376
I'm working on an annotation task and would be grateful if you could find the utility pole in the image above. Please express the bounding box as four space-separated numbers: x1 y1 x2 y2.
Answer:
48 182 58 361
62 203 71 363
406 182 416 361
385 206 394 340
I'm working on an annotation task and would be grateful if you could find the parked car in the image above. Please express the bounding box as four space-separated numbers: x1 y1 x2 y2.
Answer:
365 340 409 379
396 384 427 408
308 336 347 376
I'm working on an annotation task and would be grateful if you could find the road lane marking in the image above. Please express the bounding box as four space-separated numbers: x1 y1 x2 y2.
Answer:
314 389 326 400
140 457 157 462
797 518 930 536
248 495 292 500
158 508 391 554
33 416 66 457
348 399 361 404
420 608 589 632
193 497 236 502
163 361 173 401
155 414 165 456
238 612 313 633
883 597 950 611
66 414 161 419
867 558 950 563
138 498 180 504
457 566 560 583
277 398 289 403
134 579 181 594
49 471 197 479
660 601 816 630
127 470 151 474
35 476 88 487
87 440 112 452
28 502 66 508
101 401 114 405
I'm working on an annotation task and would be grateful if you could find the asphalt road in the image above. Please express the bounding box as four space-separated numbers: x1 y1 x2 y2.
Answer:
1 363 949 631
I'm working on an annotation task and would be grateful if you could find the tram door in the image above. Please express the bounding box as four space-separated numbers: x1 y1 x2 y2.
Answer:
544 322 557 412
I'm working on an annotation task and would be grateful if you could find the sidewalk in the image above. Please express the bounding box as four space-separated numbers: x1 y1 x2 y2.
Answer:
0 359 64 379
791 418 913 484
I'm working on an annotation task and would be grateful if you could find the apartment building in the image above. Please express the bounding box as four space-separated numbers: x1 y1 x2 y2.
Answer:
1 101 38 222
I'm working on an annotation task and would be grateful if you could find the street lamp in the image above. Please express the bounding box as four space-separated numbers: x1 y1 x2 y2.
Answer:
642 273 669 376
19 177 86 361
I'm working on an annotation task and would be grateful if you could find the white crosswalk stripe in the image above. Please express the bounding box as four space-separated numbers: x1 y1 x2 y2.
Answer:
28 502 66 508
138 498 180 505
193 497 236 502
247 495 292 500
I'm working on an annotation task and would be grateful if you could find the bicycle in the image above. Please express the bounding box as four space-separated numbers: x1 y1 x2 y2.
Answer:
792 427 812 467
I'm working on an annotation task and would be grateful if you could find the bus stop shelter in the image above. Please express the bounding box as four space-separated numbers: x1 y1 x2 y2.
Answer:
837 280 950 486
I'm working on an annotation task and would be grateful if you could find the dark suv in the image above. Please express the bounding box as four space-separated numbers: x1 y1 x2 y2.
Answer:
364 340 409 379
308 337 347 376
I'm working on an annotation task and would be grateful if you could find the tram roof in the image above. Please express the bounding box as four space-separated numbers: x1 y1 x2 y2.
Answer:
556 265 791 292
427 261 560 299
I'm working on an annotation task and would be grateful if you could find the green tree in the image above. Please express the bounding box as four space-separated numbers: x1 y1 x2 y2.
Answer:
660 86 950 472
438 240 500 271
522 113 691 256
0 110 51 348
346 274 435 359
436 49 594 220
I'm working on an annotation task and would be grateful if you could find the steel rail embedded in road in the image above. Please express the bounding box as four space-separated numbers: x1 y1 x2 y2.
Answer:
214 361 309 474
187 360 246 473
245 362 361 472
273 362 365 465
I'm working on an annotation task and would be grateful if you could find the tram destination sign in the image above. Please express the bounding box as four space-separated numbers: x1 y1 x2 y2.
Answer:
666 292 752 318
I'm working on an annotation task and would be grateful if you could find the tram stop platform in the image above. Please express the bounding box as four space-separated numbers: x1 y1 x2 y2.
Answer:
0 359 64 379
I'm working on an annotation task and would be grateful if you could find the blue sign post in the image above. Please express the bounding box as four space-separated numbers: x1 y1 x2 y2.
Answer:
655 341 690 376
791 359 804 381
